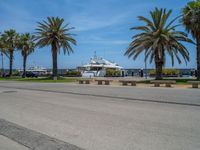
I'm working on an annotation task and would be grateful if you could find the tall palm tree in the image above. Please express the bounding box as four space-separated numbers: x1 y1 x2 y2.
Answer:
0 36 5 76
35 17 77 80
0 35 5 54
1 29 19 77
182 0 200 80
125 8 193 80
18 33 35 78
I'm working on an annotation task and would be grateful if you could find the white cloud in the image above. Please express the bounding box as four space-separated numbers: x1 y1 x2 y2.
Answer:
80 39 129 45
66 1 153 32
70 13 129 31
0 1 36 32
77 34 130 45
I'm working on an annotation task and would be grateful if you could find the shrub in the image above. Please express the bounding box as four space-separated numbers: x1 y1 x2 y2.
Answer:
13 70 20 76
65 71 81 77
149 69 180 76
106 69 121 77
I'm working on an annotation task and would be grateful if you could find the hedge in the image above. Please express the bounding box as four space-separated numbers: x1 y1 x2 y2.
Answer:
149 69 180 76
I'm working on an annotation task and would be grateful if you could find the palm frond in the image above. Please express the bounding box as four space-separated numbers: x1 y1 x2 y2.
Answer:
35 17 76 55
125 7 193 67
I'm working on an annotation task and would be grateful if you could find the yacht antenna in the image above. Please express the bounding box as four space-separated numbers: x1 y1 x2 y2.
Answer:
94 51 97 58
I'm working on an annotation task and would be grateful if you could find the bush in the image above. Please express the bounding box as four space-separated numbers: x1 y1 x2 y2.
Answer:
106 69 121 77
64 71 81 77
149 69 180 76
13 70 20 76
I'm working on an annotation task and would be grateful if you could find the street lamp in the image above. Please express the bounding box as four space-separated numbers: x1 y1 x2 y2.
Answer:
144 49 148 79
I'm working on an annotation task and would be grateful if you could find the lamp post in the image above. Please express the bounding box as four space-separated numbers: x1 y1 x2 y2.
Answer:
144 49 147 79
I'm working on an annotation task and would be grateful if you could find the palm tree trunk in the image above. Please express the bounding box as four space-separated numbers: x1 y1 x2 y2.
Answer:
197 38 200 80
52 43 58 80
155 52 163 80
155 61 163 80
9 50 13 77
22 55 27 78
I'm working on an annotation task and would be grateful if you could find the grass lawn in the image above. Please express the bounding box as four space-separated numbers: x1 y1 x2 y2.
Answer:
138 78 198 85
0 76 77 83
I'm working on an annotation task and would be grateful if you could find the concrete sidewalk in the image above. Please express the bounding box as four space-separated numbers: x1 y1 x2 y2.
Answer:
0 119 84 150
0 135 30 150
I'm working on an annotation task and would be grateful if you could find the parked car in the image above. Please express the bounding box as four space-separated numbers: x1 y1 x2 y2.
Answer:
25 72 38 78
3 73 10 77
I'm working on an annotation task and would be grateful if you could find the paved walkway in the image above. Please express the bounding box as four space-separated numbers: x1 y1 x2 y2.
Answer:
0 135 29 150
0 119 84 150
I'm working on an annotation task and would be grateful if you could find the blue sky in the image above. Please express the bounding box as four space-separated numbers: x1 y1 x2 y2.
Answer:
0 0 196 69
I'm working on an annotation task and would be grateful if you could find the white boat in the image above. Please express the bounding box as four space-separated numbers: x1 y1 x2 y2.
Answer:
18 66 49 75
78 56 124 77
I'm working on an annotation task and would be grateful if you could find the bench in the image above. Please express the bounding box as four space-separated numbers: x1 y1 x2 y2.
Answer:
188 81 200 88
119 80 137 86
95 79 113 85
78 79 91 84
150 80 176 87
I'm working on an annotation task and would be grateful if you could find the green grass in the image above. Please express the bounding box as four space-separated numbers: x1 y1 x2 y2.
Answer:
138 78 198 85
0 76 77 83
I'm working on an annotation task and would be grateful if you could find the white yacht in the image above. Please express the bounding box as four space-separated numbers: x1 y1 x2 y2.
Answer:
78 56 124 77
18 66 49 75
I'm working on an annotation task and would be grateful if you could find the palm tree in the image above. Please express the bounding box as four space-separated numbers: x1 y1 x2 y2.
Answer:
182 0 200 80
125 8 193 80
18 33 35 78
0 36 5 76
1 29 19 77
0 35 5 54
35 17 77 80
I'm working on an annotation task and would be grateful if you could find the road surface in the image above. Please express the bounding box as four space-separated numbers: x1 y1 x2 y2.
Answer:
0 81 200 150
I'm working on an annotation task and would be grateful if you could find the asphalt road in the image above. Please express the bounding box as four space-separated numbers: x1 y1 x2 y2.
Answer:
0 81 200 150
